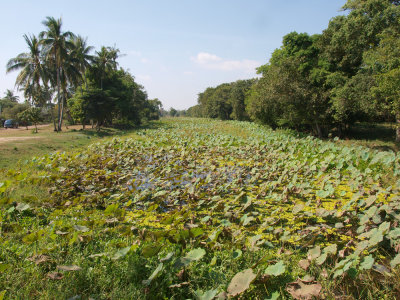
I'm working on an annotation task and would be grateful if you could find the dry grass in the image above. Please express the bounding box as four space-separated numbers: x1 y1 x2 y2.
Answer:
0 124 133 170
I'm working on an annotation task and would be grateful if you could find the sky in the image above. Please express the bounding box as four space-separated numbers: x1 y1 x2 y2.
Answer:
0 0 346 110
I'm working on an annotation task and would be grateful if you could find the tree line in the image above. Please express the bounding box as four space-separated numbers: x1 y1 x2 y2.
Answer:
6 17 162 131
187 0 400 141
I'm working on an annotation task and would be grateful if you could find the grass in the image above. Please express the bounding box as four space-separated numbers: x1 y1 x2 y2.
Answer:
335 122 399 152
0 123 143 170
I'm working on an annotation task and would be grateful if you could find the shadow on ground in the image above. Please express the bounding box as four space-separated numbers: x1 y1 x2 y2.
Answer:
69 120 170 138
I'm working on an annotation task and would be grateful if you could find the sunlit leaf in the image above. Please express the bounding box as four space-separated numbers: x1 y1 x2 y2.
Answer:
142 263 163 286
227 268 257 297
265 260 286 276
73 225 89 232
175 248 206 268
233 249 242 259
112 246 131 260
194 288 219 300
57 265 81 271
360 255 374 270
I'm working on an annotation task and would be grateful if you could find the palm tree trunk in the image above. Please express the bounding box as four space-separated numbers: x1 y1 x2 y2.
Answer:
59 91 65 130
49 100 57 131
57 66 62 132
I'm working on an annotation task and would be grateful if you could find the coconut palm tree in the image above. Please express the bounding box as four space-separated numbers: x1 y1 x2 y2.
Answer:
93 46 120 89
39 16 75 131
71 35 94 91
6 34 47 105
3 89 19 103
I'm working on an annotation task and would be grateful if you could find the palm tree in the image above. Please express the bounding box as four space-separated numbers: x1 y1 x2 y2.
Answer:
6 34 47 105
93 46 120 89
39 16 75 131
3 89 19 102
71 35 94 91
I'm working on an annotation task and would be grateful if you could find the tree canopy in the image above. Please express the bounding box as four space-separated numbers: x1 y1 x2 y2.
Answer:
187 0 400 141
6 16 162 131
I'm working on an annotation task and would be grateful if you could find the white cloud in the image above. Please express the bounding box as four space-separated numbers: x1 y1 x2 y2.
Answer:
183 71 194 75
191 52 259 73
194 52 222 64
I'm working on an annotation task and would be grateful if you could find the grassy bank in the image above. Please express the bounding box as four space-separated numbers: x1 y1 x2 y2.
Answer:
0 124 137 170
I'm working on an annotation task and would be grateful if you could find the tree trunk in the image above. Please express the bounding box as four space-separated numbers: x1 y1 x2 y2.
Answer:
34 123 38 133
337 124 343 138
56 66 61 132
396 116 400 143
58 92 64 131
315 122 323 138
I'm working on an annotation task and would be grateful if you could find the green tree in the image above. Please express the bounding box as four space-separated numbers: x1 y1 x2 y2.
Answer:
143 98 162 121
248 32 330 136
169 107 178 117
364 28 400 141
3 89 19 103
69 67 151 129
39 16 75 131
229 79 255 121
70 35 94 91
18 107 43 133
6 34 47 105
92 46 120 90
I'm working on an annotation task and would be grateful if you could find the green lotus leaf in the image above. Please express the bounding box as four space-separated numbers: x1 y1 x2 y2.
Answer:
390 254 400 268
141 244 162 258
307 246 321 260
359 255 374 270
112 246 131 260
193 288 219 300
265 260 286 276
142 263 163 286
233 249 242 259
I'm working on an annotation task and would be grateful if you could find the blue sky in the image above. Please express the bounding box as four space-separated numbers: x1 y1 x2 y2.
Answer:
0 0 346 110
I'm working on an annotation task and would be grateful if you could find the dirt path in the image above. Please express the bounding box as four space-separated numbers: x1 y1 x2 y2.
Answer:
0 136 43 144
0 124 51 131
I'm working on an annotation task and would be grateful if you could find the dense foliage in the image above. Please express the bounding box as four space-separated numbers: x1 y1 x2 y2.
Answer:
6 18 161 131
188 0 400 141
187 79 255 121
1 119 400 298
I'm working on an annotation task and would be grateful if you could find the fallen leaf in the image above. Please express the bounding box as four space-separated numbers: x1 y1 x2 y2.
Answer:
286 279 322 300
55 231 69 235
298 259 310 271
217 291 228 299
307 246 321 261
321 269 328 278
28 255 51 265
169 282 190 288
227 268 257 297
57 265 82 271
176 269 185 280
47 272 63 280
